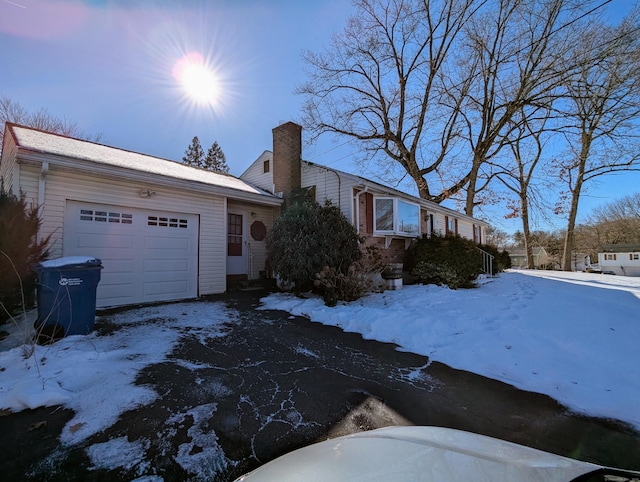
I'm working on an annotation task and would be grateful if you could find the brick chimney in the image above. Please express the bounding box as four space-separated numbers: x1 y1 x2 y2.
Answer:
272 121 302 196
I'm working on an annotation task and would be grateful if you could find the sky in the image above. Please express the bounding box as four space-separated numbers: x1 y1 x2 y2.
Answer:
0 269 639 477
1 0 639 234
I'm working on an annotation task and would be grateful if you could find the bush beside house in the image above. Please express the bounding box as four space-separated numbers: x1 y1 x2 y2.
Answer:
0 189 50 324
266 198 363 303
404 234 501 289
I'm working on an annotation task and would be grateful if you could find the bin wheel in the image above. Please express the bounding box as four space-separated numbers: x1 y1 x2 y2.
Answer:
34 322 65 345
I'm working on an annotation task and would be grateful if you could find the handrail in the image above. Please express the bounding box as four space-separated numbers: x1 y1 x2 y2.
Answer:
477 247 495 276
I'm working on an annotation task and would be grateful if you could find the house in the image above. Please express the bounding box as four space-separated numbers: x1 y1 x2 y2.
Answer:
598 244 640 276
241 122 490 266
508 247 549 269
1 123 282 308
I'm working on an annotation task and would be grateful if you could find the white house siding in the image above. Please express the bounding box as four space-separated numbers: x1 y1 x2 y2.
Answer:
28 164 228 297
0 136 19 195
457 220 473 240
599 251 640 276
240 151 273 193
302 163 353 221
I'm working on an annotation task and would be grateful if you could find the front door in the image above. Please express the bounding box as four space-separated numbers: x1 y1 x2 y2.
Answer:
226 212 246 276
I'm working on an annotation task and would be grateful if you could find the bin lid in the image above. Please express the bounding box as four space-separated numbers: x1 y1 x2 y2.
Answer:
39 256 102 268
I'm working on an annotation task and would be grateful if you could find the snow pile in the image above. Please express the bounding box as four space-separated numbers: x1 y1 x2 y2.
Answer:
259 270 640 429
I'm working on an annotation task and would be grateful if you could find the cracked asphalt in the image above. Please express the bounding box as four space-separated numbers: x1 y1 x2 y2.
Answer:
1 288 639 481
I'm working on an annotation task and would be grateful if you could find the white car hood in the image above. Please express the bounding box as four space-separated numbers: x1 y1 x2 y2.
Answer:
236 426 602 481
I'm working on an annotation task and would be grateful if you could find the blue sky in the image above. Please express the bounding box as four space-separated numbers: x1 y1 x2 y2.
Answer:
1 0 638 234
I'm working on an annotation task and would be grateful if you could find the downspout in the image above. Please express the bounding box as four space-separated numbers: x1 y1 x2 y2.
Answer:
353 185 368 234
37 162 49 244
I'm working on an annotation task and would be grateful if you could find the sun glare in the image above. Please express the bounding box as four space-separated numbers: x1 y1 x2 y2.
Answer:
172 52 220 107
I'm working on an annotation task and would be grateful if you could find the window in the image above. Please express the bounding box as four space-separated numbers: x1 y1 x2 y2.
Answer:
263 159 270 173
373 197 420 236
473 224 481 243
631 253 639 260
604 254 617 261
228 213 243 256
81 209 132 224
445 216 458 236
148 216 187 228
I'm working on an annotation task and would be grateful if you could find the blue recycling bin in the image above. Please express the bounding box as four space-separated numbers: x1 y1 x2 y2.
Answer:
35 257 103 338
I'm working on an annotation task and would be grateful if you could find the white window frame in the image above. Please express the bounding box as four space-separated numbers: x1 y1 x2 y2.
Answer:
373 197 420 237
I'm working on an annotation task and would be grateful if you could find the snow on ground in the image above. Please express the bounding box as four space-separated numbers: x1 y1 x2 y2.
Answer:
0 302 233 448
0 269 638 475
259 270 640 429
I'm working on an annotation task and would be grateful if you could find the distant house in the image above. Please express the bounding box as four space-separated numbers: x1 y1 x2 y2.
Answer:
241 122 490 266
508 247 549 269
1 123 282 308
598 244 640 276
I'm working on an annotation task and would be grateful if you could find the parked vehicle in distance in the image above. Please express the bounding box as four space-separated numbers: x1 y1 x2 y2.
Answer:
235 426 640 482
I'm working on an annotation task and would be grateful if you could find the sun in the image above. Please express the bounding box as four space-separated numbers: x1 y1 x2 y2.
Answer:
172 52 220 107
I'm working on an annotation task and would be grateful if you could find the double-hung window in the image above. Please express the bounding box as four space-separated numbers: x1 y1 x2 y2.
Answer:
374 197 420 236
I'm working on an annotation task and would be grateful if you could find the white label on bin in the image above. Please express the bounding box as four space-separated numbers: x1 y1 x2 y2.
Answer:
59 277 83 286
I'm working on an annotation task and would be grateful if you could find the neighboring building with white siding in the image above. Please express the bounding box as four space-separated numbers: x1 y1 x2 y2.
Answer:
241 122 490 265
1 123 282 308
598 244 640 276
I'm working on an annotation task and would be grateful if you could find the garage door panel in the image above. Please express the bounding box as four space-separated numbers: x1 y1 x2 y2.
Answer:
64 201 198 308
144 236 192 250
144 259 190 273
144 280 188 297
76 233 135 249
100 259 136 274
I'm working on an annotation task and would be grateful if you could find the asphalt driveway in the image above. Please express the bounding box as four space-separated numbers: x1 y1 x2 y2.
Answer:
1 289 639 481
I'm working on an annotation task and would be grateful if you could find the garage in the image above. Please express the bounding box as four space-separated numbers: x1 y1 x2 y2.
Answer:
63 201 199 308
2 123 282 307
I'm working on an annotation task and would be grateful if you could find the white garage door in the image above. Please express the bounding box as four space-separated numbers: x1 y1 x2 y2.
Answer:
63 201 199 308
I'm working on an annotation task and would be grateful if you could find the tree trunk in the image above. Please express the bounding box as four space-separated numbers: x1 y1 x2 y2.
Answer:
562 136 589 271
521 197 535 269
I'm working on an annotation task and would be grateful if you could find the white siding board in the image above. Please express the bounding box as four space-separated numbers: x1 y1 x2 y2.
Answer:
0 137 18 194
302 163 354 221
240 151 273 193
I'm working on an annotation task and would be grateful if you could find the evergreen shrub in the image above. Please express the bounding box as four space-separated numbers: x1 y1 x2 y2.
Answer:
404 234 483 289
0 189 50 324
314 245 386 306
266 198 361 295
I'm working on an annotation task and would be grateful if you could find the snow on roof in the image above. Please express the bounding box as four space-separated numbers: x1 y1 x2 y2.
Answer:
9 124 275 198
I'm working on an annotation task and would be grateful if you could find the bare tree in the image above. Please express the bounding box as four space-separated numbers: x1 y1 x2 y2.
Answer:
556 11 640 270
492 106 554 268
451 0 587 216
299 0 599 222
583 193 640 246
299 0 481 203
1 96 102 145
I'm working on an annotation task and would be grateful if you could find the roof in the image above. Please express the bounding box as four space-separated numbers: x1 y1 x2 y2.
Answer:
600 244 640 253
303 160 490 226
6 123 279 202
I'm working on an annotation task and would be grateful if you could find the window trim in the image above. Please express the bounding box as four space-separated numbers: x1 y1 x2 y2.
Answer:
373 196 420 237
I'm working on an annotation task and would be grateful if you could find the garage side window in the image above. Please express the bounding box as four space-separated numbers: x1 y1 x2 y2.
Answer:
80 209 132 224
228 213 243 256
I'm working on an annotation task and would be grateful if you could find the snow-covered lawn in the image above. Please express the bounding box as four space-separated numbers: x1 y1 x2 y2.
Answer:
260 270 640 429
0 269 638 466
